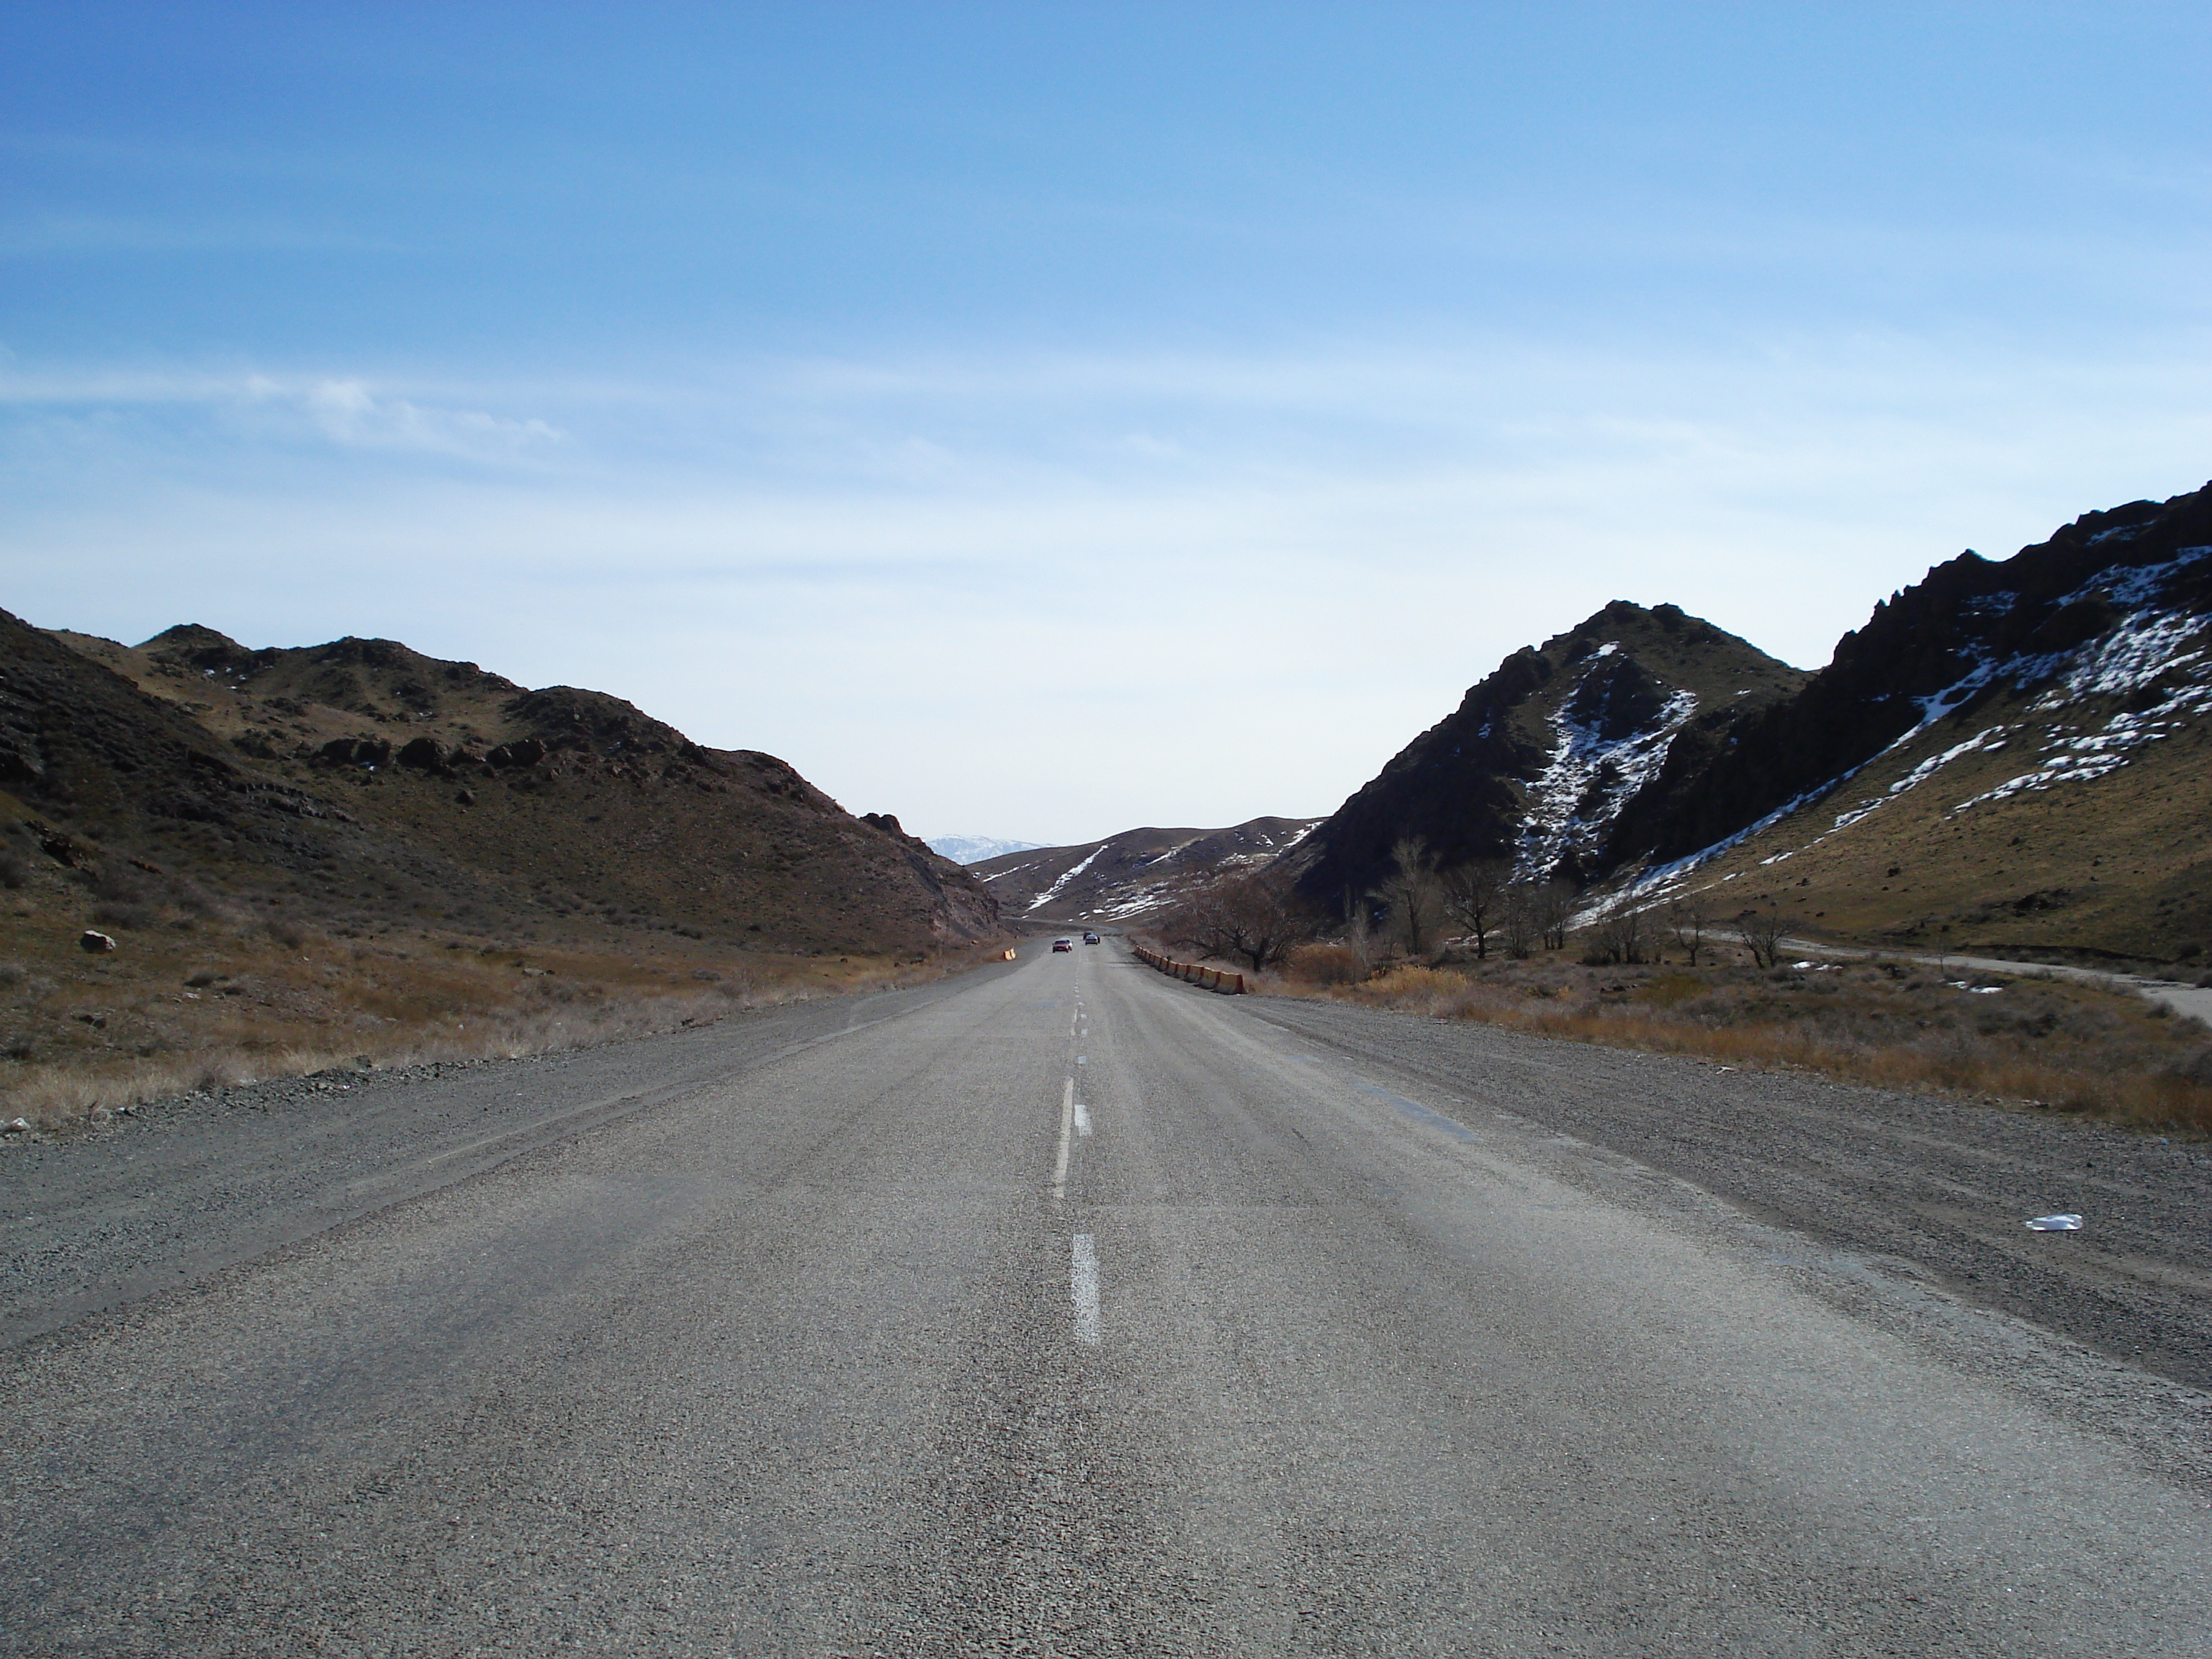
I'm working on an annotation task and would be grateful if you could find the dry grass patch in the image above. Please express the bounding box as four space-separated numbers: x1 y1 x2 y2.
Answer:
1282 955 2212 1135
0 905 1002 1133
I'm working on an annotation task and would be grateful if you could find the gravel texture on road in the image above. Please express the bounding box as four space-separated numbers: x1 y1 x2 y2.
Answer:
1246 993 2212 1393
0 965 1017 1348
3 941 2207 1655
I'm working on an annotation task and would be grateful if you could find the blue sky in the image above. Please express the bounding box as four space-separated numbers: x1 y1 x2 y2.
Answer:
4 4 2209 845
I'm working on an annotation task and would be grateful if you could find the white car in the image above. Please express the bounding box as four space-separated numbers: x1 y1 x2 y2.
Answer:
1051 938 1073 953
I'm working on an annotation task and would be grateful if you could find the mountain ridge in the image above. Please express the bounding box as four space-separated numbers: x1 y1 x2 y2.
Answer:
1285 480 2212 964
972 817 1321 922
8 614 1001 956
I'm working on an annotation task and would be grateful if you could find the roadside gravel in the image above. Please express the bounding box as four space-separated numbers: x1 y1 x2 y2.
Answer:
1249 994 2212 1391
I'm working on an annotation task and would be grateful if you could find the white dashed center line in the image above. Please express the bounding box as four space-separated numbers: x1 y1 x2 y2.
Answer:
1074 1100 1092 1136
1051 1076 1074 1200
1070 1234 1101 1345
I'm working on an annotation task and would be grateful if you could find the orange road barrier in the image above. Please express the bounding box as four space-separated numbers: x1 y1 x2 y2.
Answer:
1129 942 1246 994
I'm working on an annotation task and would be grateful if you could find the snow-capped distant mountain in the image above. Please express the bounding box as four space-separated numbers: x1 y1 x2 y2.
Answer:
971 818 1322 920
927 835 1047 866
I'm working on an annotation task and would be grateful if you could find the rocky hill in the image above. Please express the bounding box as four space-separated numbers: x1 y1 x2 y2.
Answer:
972 817 1322 922
1291 481 2212 966
1292 602 1805 910
1614 482 2212 961
6 615 999 957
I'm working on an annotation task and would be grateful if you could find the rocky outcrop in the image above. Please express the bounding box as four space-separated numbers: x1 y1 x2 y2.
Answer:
1614 482 2212 868
1295 602 1805 910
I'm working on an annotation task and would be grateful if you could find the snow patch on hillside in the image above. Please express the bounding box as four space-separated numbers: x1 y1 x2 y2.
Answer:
1622 549 2212 896
1027 845 1105 912
1517 657 1698 878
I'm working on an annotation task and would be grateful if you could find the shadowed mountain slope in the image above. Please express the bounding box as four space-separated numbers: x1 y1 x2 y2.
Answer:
1293 602 1805 911
1290 482 2212 965
1618 482 2212 961
1614 485 2212 871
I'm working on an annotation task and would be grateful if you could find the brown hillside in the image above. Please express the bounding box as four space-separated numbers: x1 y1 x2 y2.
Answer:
1635 677 2212 966
1599 485 2212 966
0 611 1003 1123
9 614 999 958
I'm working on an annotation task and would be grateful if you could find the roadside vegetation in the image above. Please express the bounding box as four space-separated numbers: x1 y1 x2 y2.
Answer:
1145 838 2212 1135
0 868 999 1134
1285 953 2212 1134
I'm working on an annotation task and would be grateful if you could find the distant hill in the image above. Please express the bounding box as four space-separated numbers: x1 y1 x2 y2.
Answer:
927 835 1046 866
971 817 1321 922
9 616 1000 956
1292 601 1804 909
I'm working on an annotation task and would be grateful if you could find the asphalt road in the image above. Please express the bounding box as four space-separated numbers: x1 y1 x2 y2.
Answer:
4 942 2208 1655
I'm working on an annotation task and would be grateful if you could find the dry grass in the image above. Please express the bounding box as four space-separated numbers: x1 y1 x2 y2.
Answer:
1276 953 2212 1135
0 903 1001 1133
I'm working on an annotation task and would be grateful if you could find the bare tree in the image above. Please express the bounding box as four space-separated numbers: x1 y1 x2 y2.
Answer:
1534 880 1575 952
1372 837 1447 959
1732 908 1786 970
1585 904 1651 965
1666 896 1715 966
1213 871 1307 972
1440 858 1511 958
1344 899 1385 976
1497 881 1541 958
1159 870 1310 973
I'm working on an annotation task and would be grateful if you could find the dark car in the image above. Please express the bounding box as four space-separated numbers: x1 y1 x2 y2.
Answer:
1051 938 1073 952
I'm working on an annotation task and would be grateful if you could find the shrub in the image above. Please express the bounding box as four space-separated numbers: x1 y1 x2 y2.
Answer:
1286 943 1365 986
1295 955 2212 1133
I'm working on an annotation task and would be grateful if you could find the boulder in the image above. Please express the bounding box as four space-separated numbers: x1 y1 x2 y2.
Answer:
485 738 547 769
396 736 449 772
318 737 392 768
79 929 117 954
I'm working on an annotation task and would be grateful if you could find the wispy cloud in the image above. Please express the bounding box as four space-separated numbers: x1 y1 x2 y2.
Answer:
0 368 565 463
4 327 2209 842
275 378 565 458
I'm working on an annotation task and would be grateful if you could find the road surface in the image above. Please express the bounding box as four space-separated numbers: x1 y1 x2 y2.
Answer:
4 941 2208 1655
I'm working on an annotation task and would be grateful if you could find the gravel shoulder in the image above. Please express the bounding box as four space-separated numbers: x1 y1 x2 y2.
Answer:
1246 991 2212 1390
